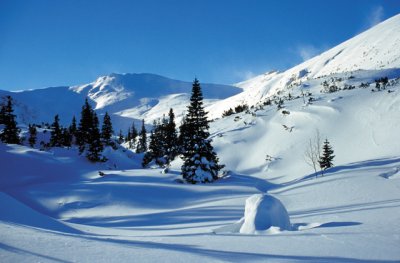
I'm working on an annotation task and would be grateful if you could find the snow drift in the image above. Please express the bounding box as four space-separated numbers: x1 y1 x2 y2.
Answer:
239 194 291 234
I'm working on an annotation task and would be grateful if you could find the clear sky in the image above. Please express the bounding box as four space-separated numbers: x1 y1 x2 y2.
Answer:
1 0 400 90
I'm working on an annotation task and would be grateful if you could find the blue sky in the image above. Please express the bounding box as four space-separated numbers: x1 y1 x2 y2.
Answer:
1 0 400 90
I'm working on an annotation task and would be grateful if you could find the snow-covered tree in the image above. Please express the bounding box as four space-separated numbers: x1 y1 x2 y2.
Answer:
180 78 223 183
0 96 20 144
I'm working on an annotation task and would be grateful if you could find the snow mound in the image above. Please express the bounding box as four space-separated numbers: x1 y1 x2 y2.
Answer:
239 194 291 234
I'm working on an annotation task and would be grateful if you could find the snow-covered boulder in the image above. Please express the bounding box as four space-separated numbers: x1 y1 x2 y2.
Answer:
239 194 291 234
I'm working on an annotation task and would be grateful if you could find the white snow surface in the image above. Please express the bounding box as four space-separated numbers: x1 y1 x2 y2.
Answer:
1 14 400 263
239 194 291 234
207 14 400 118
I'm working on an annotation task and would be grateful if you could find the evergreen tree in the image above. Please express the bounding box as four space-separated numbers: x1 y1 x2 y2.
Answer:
164 108 178 163
76 99 105 161
180 79 223 183
101 112 113 146
77 99 94 153
50 114 63 147
28 124 37 147
128 122 138 149
178 116 190 154
136 119 147 153
142 129 156 167
86 112 104 162
118 129 124 144
0 96 20 144
0 101 5 125
62 128 72 147
319 139 335 173
69 116 77 142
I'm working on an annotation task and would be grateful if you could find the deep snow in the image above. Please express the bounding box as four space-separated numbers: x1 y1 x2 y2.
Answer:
1 13 400 263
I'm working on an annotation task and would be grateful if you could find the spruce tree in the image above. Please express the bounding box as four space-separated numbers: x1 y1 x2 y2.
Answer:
86 112 104 162
165 108 178 163
28 124 37 147
118 129 124 144
136 119 147 153
50 114 62 147
0 102 5 125
319 139 335 173
178 116 190 154
101 112 113 146
62 128 72 147
77 99 94 153
0 96 20 144
69 116 77 144
142 129 156 167
181 79 223 183
128 122 138 149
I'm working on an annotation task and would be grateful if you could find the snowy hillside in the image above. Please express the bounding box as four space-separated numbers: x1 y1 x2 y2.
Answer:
207 14 400 118
1 13 400 263
0 73 240 131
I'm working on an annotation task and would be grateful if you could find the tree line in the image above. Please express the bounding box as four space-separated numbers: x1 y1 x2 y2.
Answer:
0 79 224 183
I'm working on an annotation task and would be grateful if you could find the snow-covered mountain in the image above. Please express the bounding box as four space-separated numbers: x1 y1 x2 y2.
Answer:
0 73 240 130
1 13 400 263
208 14 400 118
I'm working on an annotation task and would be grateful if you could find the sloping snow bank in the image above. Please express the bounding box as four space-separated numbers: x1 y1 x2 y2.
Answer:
0 192 80 234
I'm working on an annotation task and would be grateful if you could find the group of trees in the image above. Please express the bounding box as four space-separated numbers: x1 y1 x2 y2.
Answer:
0 78 224 183
142 109 178 167
0 96 20 144
142 79 224 183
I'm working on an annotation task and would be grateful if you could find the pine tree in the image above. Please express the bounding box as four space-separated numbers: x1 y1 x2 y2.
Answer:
101 112 113 146
69 116 77 144
61 128 72 147
142 129 156 167
50 114 63 147
86 112 104 162
178 116 190 154
180 79 223 183
28 124 37 147
0 96 20 144
118 129 124 144
164 108 178 163
136 119 147 153
319 139 335 173
0 102 5 125
77 99 94 153
128 122 138 149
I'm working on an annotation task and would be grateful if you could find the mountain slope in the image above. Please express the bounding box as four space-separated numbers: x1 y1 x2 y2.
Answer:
207 14 400 118
0 73 240 131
